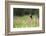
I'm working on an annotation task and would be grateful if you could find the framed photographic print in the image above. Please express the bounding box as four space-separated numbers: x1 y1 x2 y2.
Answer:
5 1 45 36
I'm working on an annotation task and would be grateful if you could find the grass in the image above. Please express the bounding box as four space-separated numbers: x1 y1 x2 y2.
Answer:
13 15 39 28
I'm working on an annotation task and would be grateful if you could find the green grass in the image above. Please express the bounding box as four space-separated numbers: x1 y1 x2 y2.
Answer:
13 15 39 28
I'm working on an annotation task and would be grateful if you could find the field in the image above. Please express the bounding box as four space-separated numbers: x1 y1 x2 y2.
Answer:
13 15 39 28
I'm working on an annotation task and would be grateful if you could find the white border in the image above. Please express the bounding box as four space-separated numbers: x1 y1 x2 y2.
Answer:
10 5 42 32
